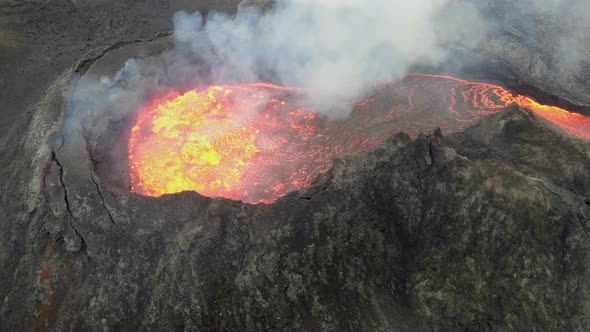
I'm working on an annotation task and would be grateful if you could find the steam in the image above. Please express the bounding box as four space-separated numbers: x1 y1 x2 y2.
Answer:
479 0 590 89
67 0 590 132
57 0 590 200
172 0 486 117
520 0 590 73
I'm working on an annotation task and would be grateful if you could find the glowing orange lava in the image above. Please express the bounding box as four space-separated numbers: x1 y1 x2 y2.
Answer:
129 75 590 203
129 83 322 203
407 74 590 140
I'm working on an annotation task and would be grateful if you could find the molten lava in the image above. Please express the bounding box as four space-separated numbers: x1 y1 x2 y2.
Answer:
129 83 322 203
129 75 590 203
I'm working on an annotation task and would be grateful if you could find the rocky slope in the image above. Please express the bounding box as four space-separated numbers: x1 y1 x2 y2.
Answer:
469 0 590 109
0 0 242 138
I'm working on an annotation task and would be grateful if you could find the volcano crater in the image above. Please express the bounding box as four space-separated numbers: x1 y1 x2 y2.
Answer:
80 39 589 205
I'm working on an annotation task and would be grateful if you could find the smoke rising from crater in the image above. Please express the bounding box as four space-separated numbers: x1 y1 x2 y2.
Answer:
172 0 487 117
67 0 590 130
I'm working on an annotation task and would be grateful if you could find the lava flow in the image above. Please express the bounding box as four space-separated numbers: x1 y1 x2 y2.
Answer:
129 75 590 203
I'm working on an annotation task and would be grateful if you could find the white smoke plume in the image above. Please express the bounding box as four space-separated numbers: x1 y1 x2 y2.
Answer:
508 0 590 73
171 0 487 117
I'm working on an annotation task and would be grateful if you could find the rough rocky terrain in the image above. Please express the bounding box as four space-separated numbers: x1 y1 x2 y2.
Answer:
466 1 590 110
1 1 590 331
0 0 242 138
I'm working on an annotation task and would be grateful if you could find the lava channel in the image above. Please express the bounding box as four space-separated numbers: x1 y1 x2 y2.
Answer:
128 76 590 204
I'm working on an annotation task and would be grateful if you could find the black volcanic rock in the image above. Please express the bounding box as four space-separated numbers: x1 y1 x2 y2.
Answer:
0 68 588 332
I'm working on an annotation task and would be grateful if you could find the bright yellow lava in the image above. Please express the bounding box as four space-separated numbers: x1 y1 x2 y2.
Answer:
129 87 260 199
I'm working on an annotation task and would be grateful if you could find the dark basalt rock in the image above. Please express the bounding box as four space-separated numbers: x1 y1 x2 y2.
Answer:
0 66 588 331
237 0 278 14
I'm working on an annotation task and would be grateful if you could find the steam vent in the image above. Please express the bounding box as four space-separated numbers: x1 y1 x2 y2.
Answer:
1 1 590 331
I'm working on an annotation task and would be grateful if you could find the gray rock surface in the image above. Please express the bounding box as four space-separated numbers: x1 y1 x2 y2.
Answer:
237 0 277 14
467 1 590 108
0 0 241 138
